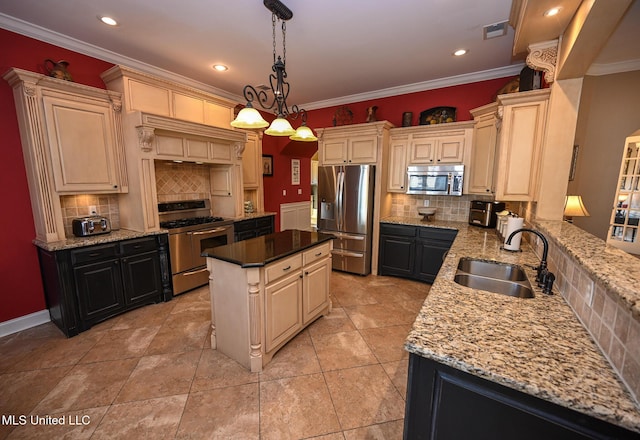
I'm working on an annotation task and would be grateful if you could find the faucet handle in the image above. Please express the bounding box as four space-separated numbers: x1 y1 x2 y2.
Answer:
543 272 555 295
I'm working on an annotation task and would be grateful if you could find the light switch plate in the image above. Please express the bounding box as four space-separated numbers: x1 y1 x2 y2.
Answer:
423 199 430 207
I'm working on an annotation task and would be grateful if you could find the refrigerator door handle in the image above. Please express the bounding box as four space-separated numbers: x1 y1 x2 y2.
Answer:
332 232 365 240
336 169 345 231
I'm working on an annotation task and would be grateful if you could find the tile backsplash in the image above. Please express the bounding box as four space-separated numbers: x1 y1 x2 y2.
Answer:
389 193 495 221
60 194 120 236
155 161 210 202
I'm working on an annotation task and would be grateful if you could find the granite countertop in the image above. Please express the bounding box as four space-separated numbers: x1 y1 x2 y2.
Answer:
234 212 277 221
381 216 640 433
33 229 168 252
202 229 334 268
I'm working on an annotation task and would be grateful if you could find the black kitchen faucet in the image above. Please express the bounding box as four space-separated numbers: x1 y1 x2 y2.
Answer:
506 228 555 294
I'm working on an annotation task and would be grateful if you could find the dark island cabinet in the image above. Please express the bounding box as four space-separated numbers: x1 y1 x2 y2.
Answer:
404 354 640 440
37 234 173 337
379 223 457 283
234 215 275 242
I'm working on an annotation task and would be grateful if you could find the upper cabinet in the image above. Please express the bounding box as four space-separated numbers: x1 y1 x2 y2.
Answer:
316 123 393 165
469 89 550 200
101 65 236 128
3 68 128 242
386 122 474 193
242 132 262 189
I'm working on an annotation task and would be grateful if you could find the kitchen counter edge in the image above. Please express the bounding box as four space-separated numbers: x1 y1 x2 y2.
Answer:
383 216 640 433
33 229 168 252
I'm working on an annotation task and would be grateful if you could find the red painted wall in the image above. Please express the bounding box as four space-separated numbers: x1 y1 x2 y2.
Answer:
0 27 514 323
0 28 114 323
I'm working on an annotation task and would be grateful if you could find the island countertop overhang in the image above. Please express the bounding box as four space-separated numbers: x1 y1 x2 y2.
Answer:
202 229 335 267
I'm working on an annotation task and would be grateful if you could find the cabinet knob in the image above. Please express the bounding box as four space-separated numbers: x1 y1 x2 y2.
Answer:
486 189 490 192
113 185 118 188
299 274 303 279
305 271 309 275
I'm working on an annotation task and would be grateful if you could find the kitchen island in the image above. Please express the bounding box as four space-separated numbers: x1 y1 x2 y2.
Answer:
380 217 640 438
202 229 334 372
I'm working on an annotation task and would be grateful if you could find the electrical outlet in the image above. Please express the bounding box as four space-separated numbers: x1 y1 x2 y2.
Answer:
282 190 286 196
586 279 595 307
423 199 430 207
89 205 97 215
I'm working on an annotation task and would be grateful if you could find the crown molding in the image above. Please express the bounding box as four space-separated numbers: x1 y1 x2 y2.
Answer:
301 64 526 110
0 13 243 103
587 58 640 76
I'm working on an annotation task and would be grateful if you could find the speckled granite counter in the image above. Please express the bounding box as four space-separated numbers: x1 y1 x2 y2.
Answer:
381 216 640 433
536 220 640 318
234 211 277 220
202 229 334 268
33 229 168 251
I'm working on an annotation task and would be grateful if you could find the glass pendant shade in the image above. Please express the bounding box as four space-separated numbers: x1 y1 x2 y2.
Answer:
230 106 269 129
265 117 296 136
290 125 317 142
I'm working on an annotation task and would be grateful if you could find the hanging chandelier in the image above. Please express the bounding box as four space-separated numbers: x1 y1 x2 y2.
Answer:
230 0 317 142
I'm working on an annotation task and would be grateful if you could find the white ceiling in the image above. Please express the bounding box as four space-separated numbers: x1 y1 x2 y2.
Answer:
1 0 639 110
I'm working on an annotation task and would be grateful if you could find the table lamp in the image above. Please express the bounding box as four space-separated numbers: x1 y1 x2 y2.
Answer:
563 195 590 223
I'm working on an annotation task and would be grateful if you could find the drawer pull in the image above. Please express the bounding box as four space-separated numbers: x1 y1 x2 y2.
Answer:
315 252 322 257
88 252 102 257
282 265 291 271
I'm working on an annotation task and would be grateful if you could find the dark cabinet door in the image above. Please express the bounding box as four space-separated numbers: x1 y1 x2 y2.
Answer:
73 259 125 325
404 354 639 440
121 250 162 306
379 234 416 276
415 240 451 283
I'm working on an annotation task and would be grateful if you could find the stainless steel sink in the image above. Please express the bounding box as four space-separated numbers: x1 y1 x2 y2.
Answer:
457 258 528 281
454 258 534 298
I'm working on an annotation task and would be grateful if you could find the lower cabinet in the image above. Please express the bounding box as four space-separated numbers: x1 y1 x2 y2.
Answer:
379 223 456 283
37 234 173 337
404 353 639 440
234 215 275 242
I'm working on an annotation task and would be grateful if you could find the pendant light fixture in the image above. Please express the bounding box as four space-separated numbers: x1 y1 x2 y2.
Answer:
230 0 316 142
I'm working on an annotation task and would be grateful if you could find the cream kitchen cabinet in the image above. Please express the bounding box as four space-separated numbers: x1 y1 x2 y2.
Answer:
41 91 125 193
408 133 466 164
386 122 474 194
316 122 393 166
469 89 550 200
242 132 261 189
205 231 332 372
4 68 128 242
387 138 409 192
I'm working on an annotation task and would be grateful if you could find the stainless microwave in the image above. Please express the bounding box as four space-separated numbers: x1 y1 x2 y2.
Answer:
406 165 464 196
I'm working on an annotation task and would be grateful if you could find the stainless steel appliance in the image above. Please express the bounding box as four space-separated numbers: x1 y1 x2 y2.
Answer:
72 216 111 237
468 200 505 228
317 165 375 275
158 200 234 295
406 165 464 196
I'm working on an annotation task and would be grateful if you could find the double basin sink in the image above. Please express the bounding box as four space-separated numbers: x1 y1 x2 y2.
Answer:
454 257 535 298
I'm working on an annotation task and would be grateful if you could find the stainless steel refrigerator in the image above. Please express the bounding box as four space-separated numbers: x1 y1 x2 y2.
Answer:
317 165 375 275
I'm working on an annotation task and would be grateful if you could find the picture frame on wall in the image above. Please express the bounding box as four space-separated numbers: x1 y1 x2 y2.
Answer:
262 155 273 176
291 159 300 185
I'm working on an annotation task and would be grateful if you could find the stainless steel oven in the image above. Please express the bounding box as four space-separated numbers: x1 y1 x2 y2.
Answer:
159 200 234 295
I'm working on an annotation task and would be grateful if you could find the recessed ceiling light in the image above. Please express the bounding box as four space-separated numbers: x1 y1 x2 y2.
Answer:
212 64 228 72
98 16 118 26
544 7 561 17
453 49 468 57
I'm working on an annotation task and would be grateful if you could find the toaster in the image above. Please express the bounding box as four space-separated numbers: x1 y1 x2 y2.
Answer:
72 216 111 237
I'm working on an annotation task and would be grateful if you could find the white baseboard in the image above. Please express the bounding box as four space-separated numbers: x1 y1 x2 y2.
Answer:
0 310 51 338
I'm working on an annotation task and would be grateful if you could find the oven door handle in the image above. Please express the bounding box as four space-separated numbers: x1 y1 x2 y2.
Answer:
189 227 230 235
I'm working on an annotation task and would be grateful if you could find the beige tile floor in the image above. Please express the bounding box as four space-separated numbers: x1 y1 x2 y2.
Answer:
0 272 430 439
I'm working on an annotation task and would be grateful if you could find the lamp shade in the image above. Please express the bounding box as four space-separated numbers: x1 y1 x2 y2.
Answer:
265 118 296 136
289 125 318 142
564 195 590 217
231 106 269 129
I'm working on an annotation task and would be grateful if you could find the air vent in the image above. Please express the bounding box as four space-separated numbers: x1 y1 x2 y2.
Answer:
256 84 270 91
483 21 508 40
